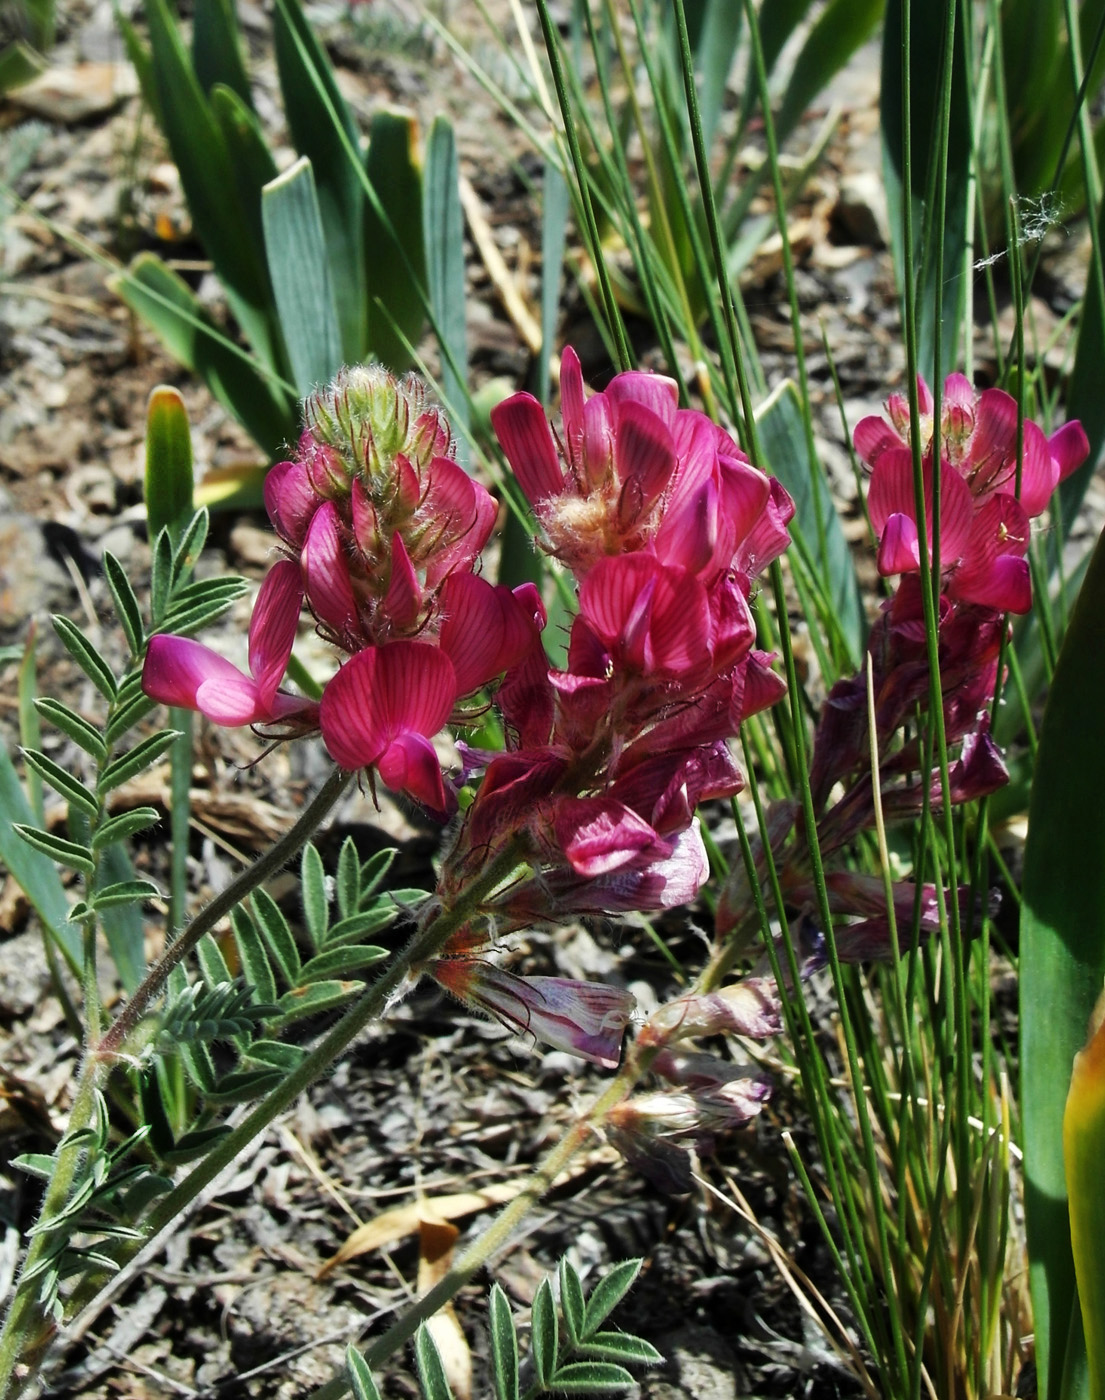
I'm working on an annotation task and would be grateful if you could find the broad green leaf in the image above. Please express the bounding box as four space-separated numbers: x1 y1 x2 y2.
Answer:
242 1040 307 1071
690 0 742 149
414 1325 454 1400
273 0 365 360
110 254 297 457
143 0 278 362
531 1277 558 1386
161 1124 233 1164
1022 524 1105 1400
755 379 864 663
488 1283 519 1400
775 0 885 146
1064 1006 1105 1400
192 0 251 107
262 156 344 396
33 699 106 764
423 116 468 429
0 746 79 967
210 84 279 270
360 847 396 899
1063 172 1105 535
880 0 971 383
145 386 194 545
347 1345 383 1400
364 107 426 371
582 1260 641 1339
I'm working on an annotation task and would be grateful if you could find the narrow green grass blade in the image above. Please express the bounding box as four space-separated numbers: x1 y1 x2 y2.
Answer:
423 115 468 431
210 85 280 264
0 744 79 970
364 108 426 371
273 0 365 361
1021 525 1105 1400
881 0 971 382
755 379 864 659
690 0 742 149
262 156 343 396
192 0 251 107
111 254 297 456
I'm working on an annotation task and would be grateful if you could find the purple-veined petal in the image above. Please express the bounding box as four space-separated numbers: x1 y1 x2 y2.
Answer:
248 559 303 708
490 393 564 502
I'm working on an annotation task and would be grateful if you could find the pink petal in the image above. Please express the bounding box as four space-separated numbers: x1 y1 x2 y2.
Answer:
733 650 788 721
490 393 564 502
654 480 723 576
302 502 363 645
558 345 587 475
942 372 975 410
735 476 794 577
319 642 456 771
438 573 541 697
876 513 921 575
384 532 422 629
853 414 903 467
954 551 1032 613
613 401 677 529
377 732 449 815
606 368 679 425
581 392 615 490
248 559 303 707
555 797 666 877
1013 422 1058 517
421 456 498 585
966 388 1018 496
143 634 260 723
1050 419 1090 482
264 459 319 547
867 446 917 535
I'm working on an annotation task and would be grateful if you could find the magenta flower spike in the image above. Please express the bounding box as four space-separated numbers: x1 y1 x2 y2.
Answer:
318 639 457 815
431 957 636 1067
142 560 315 728
437 572 546 698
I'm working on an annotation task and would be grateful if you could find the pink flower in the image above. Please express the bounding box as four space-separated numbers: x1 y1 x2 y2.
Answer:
142 560 317 729
431 957 636 1067
318 640 457 815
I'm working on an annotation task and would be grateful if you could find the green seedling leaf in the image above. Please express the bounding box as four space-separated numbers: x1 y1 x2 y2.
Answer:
262 156 343 396
423 115 468 428
1064 1005 1105 1400
364 107 426 371
230 905 277 1005
414 1325 454 1400
275 978 363 1025
110 254 297 458
298 945 388 982
91 807 161 851
273 0 365 361
488 1282 519 1400
52 616 117 702
577 1332 663 1365
251 888 301 987
1021 525 1105 1400
12 1153 58 1182
347 1345 383 1400
145 385 193 546
560 1257 585 1345
582 1260 641 1338
98 731 181 795
20 749 99 819
531 1277 558 1386
14 824 94 877
547 1361 636 1393
192 0 251 106
301 842 329 949
102 551 145 658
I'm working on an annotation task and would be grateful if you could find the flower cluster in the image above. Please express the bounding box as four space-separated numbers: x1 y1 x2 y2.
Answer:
142 354 796 1071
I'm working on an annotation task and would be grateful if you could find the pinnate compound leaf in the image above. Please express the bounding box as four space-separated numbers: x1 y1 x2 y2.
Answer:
582 1260 642 1339
20 749 99 819
560 1256 586 1345
98 731 181 795
488 1283 519 1400
414 1325 454 1400
34 698 107 764
531 1277 558 1386
1021 525 1105 1398
547 1362 636 1393
14 824 94 877
52 616 117 701
346 1345 383 1400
